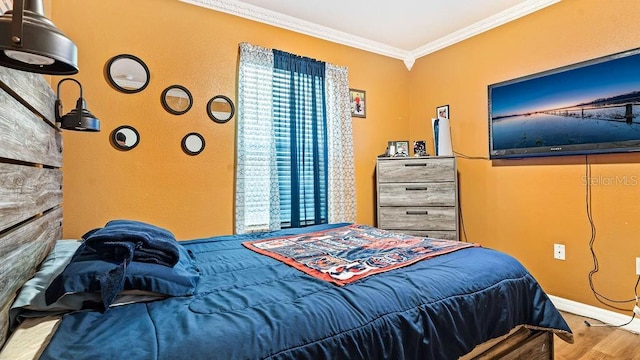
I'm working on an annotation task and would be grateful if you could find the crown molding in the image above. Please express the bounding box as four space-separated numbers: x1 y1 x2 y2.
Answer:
180 0 408 60
180 0 560 71
410 0 561 60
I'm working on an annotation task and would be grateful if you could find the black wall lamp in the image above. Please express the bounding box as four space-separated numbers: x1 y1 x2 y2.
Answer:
0 0 78 75
55 78 100 131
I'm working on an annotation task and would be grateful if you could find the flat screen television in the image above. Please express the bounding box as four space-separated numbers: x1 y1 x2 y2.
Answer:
488 47 640 159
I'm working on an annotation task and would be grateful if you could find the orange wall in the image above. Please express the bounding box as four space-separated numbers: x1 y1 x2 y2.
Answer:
409 0 640 313
51 0 410 240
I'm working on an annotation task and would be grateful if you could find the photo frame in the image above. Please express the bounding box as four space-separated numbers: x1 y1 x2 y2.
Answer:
413 140 427 156
350 89 366 118
436 104 449 119
387 140 409 157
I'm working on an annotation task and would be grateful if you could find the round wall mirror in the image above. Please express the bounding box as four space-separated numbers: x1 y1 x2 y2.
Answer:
182 133 205 156
111 125 140 151
106 54 150 93
207 95 235 123
162 85 193 115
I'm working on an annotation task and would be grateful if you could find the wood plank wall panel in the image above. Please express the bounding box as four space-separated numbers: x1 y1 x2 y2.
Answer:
0 164 62 235
0 208 63 348
0 87 61 167
0 67 56 125
0 67 61 350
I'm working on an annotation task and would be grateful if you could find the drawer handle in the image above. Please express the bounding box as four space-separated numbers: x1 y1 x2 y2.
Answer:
406 211 429 215
404 163 427 167
406 187 428 191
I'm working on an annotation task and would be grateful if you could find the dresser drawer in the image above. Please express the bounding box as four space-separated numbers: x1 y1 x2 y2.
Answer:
392 229 458 240
378 158 455 183
378 207 456 231
379 182 455 206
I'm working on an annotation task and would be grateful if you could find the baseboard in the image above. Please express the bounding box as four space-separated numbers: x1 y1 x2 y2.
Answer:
548 295 640 334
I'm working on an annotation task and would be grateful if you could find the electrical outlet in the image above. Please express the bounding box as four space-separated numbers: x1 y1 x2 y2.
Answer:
554 244 566 260
636 257 640 276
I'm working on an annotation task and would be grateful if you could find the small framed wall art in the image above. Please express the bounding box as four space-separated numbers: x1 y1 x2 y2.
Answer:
436 104 449 119
350 88 366 118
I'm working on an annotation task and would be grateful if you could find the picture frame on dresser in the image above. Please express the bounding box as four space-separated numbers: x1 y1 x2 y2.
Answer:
413 140 427 156
387 140 409 157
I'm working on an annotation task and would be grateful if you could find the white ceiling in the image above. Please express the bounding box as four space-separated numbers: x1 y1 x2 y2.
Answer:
180 0 560 69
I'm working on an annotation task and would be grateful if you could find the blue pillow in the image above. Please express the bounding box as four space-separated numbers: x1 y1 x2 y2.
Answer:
10 240 169 330
45 243 199 311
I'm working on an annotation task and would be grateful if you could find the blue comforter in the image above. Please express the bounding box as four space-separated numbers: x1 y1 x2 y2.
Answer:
41 223 572 360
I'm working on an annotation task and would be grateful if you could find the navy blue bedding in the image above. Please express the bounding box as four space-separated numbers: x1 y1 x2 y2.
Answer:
40 223 572 360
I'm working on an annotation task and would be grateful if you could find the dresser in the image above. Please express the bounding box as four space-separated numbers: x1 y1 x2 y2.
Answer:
376 156 458 240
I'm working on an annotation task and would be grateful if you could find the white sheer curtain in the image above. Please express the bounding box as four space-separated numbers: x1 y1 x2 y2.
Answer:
235 43 280 234
325 64 356 223
235 43 356 234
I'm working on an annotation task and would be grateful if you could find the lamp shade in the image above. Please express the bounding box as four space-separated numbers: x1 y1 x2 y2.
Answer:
55 78 100 132
59 98 100 131
0 0 78 75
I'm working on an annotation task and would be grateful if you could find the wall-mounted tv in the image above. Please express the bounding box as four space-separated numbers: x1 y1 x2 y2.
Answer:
488 48 640 159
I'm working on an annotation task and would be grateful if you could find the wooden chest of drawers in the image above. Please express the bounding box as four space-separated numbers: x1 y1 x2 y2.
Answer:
376 156 458 240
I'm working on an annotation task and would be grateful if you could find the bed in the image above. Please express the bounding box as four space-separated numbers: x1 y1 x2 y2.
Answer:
0 67 573 359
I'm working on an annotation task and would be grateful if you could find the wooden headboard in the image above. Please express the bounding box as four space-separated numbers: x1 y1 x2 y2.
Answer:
0 67 62 349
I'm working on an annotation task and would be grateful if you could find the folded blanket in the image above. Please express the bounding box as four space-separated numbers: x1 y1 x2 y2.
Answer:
50 220 181 310
82 220 180 267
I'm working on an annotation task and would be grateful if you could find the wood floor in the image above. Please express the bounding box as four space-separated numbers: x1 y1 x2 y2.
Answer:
554 311 640 360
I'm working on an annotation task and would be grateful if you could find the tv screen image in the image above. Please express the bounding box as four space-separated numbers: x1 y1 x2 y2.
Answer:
488 48 640 159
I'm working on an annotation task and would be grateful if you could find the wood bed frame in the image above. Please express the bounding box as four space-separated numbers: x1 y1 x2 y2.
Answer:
0 66 558 358
0 66 61 350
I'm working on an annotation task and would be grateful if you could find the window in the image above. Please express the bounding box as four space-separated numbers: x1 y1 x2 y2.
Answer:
236 43 355 234
273 50 328 228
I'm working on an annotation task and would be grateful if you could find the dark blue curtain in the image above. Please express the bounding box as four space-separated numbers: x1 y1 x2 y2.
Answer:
272 50 328 228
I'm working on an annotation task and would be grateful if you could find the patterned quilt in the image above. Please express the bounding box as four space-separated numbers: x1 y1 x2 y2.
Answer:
243 224 478 285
